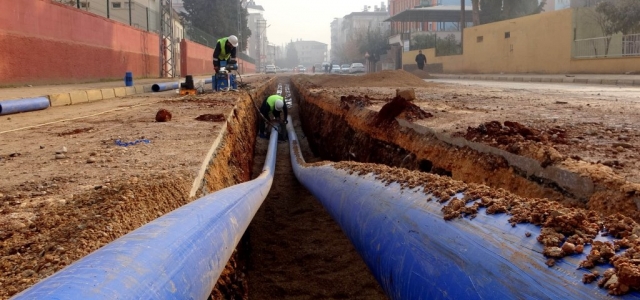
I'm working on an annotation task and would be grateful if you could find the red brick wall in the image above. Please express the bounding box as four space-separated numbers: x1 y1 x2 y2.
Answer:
0 0 160 85
180 39 256 76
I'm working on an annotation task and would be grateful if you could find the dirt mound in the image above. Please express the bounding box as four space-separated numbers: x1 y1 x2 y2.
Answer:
410 69 433 79
340 95 373 109
155 109 172 122
302 70 432 88
374 96 433 125
461 121 567 167
195 114 226 122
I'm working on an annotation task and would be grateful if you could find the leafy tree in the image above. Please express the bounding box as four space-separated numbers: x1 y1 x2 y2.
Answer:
412 34 437 50
334 37 365 64
596 0 640 35
285 42 299 68
358 27 390 72
182 0 251 51
472 0 547 25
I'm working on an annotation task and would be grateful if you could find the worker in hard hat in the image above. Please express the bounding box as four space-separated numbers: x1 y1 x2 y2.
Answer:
259 94 288 139
213 35 239 73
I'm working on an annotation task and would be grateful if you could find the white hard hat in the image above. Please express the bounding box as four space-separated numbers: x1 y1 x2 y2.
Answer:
228 35 239 47
275 99 284 111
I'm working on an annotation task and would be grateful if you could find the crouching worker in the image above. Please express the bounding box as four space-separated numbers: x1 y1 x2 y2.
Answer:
259 94 288 139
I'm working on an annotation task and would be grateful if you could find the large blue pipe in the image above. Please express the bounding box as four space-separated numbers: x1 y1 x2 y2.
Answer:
285 116 639 299
151 78 214 92
0 97 50 115
13 126 279 299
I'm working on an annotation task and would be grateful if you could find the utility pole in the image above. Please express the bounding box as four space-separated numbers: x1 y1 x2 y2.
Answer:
460 0 465 53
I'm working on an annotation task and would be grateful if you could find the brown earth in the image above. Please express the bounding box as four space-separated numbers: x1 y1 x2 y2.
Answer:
0 76 274 299
291 73 640 221
246 81 386 299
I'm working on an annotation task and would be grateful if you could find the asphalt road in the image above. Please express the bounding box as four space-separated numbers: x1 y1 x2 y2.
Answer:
427 79 640 101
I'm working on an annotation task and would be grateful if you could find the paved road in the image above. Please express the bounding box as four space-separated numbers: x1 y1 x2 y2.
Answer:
427 79 640 100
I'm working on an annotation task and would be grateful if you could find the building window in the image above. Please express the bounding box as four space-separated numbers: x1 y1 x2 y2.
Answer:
477 36 483 43
80 1 89 8
504 32 510 38
112 2 122 8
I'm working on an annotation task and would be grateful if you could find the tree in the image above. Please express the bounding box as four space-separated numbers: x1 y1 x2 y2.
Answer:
358 27 390 72
475 0 547 25
596 0 640 35
588 0 640 56
334 38 364 64
182 0 251 51
412 34 437 50
285 43 299 68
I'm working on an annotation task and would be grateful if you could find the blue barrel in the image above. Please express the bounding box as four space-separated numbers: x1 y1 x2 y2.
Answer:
125 72 133 87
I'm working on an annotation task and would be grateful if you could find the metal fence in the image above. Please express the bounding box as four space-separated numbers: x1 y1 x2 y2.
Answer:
54 0 161 33
574 33 640 58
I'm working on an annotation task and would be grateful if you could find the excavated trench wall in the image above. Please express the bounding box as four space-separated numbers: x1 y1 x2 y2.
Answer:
290 77 620 209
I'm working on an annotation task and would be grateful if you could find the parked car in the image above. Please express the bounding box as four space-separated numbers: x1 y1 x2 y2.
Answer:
341 64 351 74
265 65 276 74
330 65 341 74
297 65 307 73
349 63 365 74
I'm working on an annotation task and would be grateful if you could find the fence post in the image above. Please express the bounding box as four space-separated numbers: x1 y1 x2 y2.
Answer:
76 0 80 8
146 7 150 31
107 0 110 18
129 0 132 26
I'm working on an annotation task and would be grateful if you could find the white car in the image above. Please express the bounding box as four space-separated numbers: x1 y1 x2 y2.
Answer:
265 65 276 74
349 63 365 74
297 65 307 73
341 64 351 74
330 65 341 74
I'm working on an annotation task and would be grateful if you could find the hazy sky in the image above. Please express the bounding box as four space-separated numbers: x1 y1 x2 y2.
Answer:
257 0 388 46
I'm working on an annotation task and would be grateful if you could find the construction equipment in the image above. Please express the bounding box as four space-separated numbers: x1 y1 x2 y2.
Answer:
179 75 198 95
214 60 238 92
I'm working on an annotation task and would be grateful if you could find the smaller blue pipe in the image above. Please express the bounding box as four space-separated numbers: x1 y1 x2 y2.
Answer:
152 78 213 92
0 97 50 115
13 127 279 300
151 82 179 92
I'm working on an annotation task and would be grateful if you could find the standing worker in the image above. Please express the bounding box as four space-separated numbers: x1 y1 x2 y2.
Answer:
213 35 239 73
415 50 427 71
258 94 288 139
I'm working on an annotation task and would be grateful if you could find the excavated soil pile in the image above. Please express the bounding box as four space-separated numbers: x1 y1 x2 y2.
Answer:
195 114 226 122
0 173 191 298
375 96 433 125
300 70 432 88
340 95 374 109
57 127 94 136
461 121 566 167
332 161 640 296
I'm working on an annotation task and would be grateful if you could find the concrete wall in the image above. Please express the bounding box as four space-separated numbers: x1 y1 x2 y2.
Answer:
0 0 160 85
401 9 640 74
0 0 255 85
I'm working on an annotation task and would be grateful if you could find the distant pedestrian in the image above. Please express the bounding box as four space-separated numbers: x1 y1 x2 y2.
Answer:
312 65 316 73
415 50 427 71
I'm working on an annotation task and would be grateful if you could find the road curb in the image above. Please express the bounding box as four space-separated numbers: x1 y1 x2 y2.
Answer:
432 75 640 87
41 84 154 107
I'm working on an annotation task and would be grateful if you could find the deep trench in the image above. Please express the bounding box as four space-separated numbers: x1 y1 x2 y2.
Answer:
245 80 386 299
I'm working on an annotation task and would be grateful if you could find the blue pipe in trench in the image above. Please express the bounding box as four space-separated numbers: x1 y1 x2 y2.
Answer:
0 97 50 115
285 115 640 300
13 126 279 299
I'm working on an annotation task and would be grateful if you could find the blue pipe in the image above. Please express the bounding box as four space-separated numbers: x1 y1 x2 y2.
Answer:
13 126 279 299
0 97 50 115
152 78 213 92
151 81 179 92
285 116 639 299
